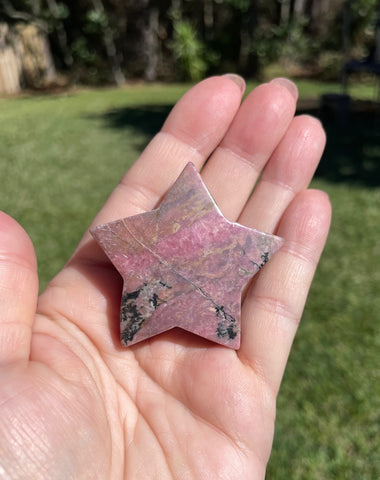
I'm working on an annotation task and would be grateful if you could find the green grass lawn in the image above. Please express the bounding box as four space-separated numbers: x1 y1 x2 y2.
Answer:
1 80 379 479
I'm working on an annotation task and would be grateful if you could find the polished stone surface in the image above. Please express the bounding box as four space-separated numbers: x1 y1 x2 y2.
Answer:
91 163 283 349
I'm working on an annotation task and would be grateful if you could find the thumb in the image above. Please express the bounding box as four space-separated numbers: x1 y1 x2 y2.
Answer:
0 212 38 366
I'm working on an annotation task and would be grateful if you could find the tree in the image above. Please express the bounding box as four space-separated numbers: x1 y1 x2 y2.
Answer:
2 0 380 86
45 0 73 67
88 0 125 85
0 0 56 87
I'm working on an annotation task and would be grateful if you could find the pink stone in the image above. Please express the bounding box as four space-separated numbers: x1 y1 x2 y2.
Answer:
91 163 283 349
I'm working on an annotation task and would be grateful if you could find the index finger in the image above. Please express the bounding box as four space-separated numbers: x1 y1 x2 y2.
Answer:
78 75 245 255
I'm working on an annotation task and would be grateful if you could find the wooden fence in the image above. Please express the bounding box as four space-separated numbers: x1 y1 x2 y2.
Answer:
0 23 56 95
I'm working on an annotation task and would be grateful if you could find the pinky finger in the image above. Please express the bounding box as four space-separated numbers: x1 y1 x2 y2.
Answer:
238 190 331 395
0 213 38 366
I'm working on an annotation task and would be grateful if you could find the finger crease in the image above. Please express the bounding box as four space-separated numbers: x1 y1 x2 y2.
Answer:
0 255 36 274
250 293 300 326
218 145 260 175
281 240 319 268
159 130 205 160
117 179 161 212
259 177 296 195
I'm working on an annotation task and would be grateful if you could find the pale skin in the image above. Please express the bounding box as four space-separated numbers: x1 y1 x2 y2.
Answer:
0 76 331 479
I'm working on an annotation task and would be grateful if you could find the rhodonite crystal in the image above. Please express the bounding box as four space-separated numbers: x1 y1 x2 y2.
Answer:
91 162 283 349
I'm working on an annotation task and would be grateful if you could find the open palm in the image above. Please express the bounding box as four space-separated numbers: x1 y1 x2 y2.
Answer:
0 76 331 479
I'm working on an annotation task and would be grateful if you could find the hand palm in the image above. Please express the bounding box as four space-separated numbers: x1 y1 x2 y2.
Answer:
0 77 331 479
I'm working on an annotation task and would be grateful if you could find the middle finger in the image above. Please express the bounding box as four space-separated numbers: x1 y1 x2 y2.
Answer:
201 78 298 221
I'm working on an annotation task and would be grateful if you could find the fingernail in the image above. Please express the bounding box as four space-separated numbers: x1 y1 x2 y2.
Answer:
223 73 246 94
270 77 298 100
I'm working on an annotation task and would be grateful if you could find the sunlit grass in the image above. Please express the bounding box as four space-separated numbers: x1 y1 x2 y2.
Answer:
267 180 380 479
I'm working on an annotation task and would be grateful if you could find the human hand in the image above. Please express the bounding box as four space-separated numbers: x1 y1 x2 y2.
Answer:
0 76 331 479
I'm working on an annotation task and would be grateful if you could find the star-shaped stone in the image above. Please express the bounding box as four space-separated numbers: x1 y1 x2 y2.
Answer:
91 163 283 349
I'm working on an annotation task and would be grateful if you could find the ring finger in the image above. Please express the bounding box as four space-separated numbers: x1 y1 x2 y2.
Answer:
201 78 298 221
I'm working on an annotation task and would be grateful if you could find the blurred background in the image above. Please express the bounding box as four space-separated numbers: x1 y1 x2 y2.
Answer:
0 1 379 479
1 0 380 87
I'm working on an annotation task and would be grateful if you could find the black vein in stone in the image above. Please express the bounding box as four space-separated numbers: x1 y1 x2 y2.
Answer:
250 251 270 271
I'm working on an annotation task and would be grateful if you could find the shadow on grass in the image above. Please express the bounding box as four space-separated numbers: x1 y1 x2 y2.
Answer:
299 98 380 188
97 99 380 188
99 104 173 137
